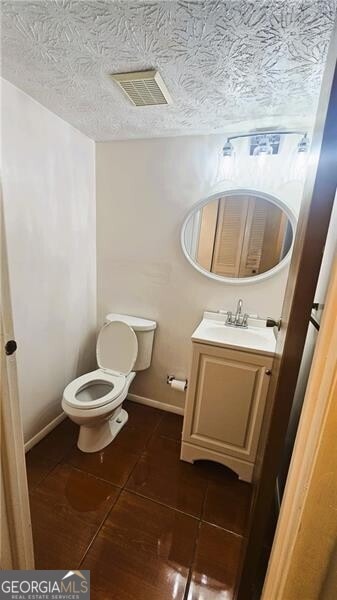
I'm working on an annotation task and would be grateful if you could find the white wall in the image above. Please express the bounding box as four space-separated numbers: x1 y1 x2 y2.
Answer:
96 134 305 410
2 79 96 444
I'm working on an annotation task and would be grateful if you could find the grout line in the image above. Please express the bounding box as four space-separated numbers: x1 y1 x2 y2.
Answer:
199 476 210 523
122 451 148 489
138 432 182 462
122 414 165 488
183 520 202 600
199 476 251 538
199 492 248 539
200 519 245 540
78 486 123 569
63 457 140 490
123 488 200 521
60 462 124 490
27 438 78 492
154 432 183 444
30 408 246 593
183 480 209 600
144 412 165 446
77 413 174 569
28 464 58 493
61 415 168 491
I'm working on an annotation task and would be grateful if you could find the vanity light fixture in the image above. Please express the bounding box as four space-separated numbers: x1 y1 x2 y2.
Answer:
222 130 310 157
218 130 310 183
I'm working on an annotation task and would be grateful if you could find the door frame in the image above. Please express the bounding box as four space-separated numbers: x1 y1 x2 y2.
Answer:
261 254 337 598
237 20 337 599
0 186 34 569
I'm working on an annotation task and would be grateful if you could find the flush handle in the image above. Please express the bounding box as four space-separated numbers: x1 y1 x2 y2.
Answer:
5 340 17 356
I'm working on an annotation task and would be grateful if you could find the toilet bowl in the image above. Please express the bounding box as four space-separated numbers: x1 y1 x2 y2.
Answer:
62 314 156 453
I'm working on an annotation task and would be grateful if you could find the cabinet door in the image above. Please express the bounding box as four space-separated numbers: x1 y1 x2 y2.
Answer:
182 343 273 463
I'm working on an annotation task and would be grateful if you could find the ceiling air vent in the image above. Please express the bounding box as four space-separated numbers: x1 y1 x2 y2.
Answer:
111 70 172 106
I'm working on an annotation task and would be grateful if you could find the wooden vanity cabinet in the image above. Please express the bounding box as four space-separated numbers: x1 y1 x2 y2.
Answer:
181 342 273 482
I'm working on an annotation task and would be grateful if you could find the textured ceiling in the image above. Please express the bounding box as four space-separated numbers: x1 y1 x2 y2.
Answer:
2 0 336 141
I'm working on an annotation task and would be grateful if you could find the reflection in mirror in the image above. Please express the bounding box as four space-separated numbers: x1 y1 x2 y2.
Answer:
183 193 293 280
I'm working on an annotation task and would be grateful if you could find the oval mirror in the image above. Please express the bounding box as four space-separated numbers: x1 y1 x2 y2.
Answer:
181 190 296 284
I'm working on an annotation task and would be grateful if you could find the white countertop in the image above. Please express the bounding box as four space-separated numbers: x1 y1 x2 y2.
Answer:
192 311 277 357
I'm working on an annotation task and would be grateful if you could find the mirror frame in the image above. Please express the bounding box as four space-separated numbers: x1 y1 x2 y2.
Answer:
181 188 297 285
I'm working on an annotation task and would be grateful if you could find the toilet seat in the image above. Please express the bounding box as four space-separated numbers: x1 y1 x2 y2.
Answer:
63 320 138 411
63 369 126 409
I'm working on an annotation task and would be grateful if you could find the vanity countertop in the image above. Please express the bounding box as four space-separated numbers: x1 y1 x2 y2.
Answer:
192 311 277 357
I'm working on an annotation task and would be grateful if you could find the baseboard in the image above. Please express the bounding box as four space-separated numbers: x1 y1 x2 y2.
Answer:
127 393 184 416
24 412 66 453
25 396 184 453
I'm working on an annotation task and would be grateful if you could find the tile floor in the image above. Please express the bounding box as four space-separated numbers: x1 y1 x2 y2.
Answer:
27 400 252 600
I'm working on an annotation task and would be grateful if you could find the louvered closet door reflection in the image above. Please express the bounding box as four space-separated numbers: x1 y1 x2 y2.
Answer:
239 199 286 277
211 196 249 276
239 197 268 277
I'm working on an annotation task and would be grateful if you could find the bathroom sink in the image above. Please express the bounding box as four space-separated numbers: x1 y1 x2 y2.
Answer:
192 312 276 356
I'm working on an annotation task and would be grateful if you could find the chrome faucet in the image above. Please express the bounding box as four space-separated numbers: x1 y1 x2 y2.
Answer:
226 299 249 328
236 298 243 321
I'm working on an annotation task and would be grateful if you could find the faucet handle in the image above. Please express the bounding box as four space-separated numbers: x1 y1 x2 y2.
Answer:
226 311 233 324
243 313 249 327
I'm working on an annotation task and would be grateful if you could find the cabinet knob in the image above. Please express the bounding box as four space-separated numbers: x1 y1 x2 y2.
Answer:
265 369 272 376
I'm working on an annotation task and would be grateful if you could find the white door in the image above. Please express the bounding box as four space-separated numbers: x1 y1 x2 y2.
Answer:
0 187 34 569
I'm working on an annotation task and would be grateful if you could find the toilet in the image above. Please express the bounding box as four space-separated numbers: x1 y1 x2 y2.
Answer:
62 313 156 453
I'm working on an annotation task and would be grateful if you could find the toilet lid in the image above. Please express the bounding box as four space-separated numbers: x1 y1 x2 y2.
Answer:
96 320 138 376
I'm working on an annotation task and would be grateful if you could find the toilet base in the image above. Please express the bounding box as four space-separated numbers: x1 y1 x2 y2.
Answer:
77 408 128 453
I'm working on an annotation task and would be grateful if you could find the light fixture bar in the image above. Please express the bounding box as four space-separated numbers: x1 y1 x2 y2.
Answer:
222 130 310 158
226 130 307 143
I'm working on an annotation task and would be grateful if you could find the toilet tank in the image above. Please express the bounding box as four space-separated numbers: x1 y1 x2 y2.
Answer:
105 313 156 371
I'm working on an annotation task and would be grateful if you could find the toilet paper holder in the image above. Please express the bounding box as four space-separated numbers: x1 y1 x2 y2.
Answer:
167 375 188 391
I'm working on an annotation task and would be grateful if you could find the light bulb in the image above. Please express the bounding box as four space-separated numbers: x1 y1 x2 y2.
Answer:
251 137 274 187
297 133 310 153
222 138 234 156
222 154 236 180
290 151 308 181
217 138 236 181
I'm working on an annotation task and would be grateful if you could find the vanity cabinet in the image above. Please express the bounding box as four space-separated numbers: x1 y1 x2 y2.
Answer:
181 342 273 482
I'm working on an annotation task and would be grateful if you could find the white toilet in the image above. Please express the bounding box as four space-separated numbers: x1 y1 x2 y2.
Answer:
62 313 156 453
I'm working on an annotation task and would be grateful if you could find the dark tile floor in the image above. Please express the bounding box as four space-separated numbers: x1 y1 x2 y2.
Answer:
27 400 252 600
